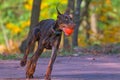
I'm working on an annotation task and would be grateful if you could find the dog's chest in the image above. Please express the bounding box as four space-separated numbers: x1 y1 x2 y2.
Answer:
43 35 59 49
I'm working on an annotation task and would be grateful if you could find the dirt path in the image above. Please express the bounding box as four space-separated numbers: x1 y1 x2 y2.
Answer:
0 55 120 80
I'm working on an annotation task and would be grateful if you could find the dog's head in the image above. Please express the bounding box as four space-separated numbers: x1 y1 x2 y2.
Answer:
56 8 75 36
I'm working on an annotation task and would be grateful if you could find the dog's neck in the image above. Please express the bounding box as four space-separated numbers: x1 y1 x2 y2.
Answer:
51 20 62 36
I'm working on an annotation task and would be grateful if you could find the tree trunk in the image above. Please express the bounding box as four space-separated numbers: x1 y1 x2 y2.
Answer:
63 0 75 51
19 0 41 53
84 0 91 44
90 13 98 39
89 3 98 39
72 0 82 47
0 23 10 51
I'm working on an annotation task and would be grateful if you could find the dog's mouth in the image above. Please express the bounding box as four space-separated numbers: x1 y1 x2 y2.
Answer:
60 24 74 36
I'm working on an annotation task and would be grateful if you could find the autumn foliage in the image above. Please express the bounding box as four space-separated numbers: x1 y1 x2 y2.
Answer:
0 0 120 54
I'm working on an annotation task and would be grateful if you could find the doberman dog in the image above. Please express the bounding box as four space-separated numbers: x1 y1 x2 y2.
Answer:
20 8 75 80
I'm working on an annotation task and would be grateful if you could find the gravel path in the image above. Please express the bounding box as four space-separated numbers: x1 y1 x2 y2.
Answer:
0 55 120 80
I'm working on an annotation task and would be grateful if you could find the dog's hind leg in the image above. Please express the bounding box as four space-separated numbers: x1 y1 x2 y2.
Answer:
20 36 36 67
20 28 40 67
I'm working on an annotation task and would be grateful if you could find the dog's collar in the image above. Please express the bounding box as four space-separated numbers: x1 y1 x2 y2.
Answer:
51 22 62 36
51 27 62 36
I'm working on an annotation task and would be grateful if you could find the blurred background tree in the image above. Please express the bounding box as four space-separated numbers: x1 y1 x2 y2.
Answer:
20 0 42 53
63 0 75 52
0 0 120 54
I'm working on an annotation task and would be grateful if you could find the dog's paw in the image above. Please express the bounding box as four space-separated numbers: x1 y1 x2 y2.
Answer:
26 74 34 79
45 75 51 80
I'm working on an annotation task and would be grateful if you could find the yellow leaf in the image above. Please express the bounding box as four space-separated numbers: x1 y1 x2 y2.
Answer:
21 20 30 28
24 4 32 10
24 0 33 10
106 0 111 5
41 3 48 10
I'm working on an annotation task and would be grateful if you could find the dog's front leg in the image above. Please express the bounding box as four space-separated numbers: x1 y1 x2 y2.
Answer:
45 46 58 80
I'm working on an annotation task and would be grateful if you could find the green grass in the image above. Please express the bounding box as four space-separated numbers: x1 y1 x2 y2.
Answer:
58 50 74 56
0 51 51 60
0 49 75 60
0 54 23 60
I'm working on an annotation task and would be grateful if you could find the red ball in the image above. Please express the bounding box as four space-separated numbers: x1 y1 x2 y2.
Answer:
63 28 74 36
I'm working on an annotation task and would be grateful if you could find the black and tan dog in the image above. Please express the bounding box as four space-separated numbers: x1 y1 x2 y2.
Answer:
20 8 75 80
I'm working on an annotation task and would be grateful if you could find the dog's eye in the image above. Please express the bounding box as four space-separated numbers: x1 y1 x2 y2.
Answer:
70 17 72 20
65 18 68 21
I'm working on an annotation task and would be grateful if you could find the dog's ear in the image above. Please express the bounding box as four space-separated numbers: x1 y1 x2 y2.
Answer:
56 7 61 15
64 8 73 19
